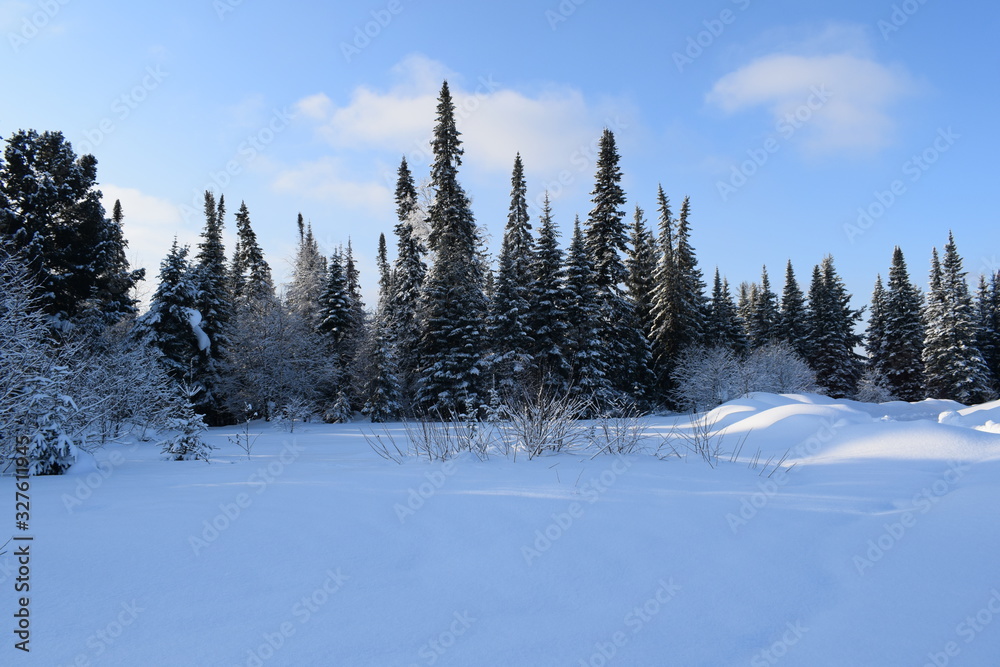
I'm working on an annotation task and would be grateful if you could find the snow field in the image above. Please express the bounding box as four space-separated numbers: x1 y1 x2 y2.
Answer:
3 393 1000 666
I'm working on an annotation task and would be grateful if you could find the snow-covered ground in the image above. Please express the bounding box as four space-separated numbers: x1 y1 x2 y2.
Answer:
5 393 1000 666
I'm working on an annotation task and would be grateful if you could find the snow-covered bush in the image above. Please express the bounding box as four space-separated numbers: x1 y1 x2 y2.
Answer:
158 384 213 462
671 346 740 412
672 342 817 412
855 367 896 403
495 386 591 460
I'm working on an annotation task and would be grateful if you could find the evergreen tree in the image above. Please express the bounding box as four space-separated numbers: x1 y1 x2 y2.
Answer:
415 81 489 418
805 256 863 398
135 240 203 384
704 268 745 350
319 249 355 349
359 235 402 422
865 275 889 377
624 206 657 401
527 193 571 392
0 130 143 325
564 217 607 408
977 272 1000 390
191 191 232 422
583 129 643 402
746 266 779 348
287 214 327 329
881 247 925 401
488 153 535 390
390 158 427 410
626 206 657 340
777 260 808 357
230 200 274 305
923 234 992 403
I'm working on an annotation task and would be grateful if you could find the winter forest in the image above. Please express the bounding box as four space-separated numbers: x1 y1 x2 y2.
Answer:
2 80 999 474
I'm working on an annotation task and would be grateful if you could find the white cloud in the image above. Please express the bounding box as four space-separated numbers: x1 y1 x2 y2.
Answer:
707 30 916 156
271 157 392 216
100 184 197 285
292 53 636 183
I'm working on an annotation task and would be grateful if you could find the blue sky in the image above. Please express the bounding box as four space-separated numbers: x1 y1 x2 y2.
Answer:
1 0 997 310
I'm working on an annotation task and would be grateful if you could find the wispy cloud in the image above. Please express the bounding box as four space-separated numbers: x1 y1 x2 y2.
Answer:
707 25 917 156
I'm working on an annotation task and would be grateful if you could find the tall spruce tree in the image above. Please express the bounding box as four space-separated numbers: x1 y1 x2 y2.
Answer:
360 234 402 422
287 214 327 329
489 153 535 390
390 158 427 409
564 216 607 408
191 191 232 421
415 81 489 418
0 130 143 325
977 272 1000 390
777 260 808 357
922 234 992 403
624 206 657 401
230 200 274 305
865 275 889 375
882 247 925 401
805 256 863 398
583 128 639 402
527 193 571 393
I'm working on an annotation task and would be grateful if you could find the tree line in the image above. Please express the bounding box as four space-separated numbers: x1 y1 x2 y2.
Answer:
2 82 998 472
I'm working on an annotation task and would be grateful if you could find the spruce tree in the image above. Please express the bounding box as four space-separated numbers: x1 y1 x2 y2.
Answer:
360 234 402 422
527 193 571 393
704 268 745 350
805 256 863 398
230 200 274 305
564 216 607 408
882 247 925 401
923 234 992 403
746 266 779 348
135 239 202 384
489 153 535 390
624 206 657 402
649 186 678 396
190 192 233 421
287 214 327 329
0 130 143 325
777 260 808 357
583 128 644 404
415 81 489 418
977 272 1000 390
390 158 427 409
865 275 890 392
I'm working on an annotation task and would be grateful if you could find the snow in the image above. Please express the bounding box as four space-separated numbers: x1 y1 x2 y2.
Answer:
4 393 1000 665
185 307 211 352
